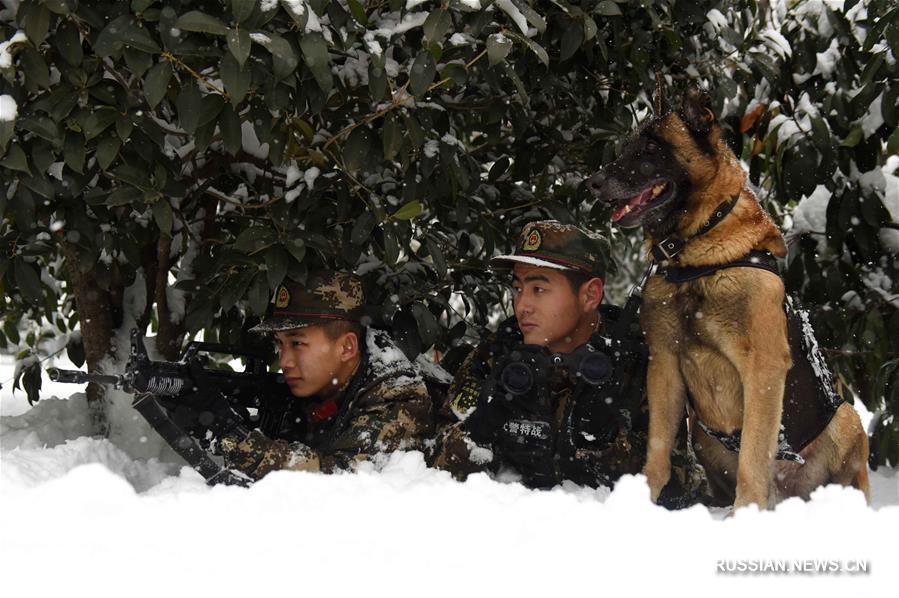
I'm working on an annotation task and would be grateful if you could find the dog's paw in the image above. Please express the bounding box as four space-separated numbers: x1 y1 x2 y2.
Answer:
643 465 671 503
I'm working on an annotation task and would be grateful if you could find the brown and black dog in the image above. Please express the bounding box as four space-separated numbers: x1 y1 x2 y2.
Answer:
587 88 869 509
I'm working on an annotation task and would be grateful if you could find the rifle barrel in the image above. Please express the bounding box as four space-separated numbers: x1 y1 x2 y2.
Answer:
47 368 124 387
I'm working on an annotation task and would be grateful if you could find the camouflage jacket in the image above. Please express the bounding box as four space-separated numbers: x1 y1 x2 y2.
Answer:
431 308 705 495
222 328 433 480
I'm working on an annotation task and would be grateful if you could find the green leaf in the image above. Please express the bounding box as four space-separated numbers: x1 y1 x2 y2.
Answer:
487 33 513 66
93 15 131 57
887 126 899 155
299 33 333 92
841 126 864 147
0 121 14 154
510 32 548 66
347 0 368 25
64 131 85 174
392 200 423 221
584 16 598 41
19 116 61 146
131 0 156 12
25 5 51 45
220 104 242 155
351 210 377 245
0 144 30 174
503 63 529 105
96 135 121 170
152 200 173 234
409 51 436 96
410 301 440 349
425 238 446 278
220 269 255 311
511 0 546 33
423 9 452 43
232 0 256 23
267 34 300 79
369 56 388 101
53 21 83 66
197 94 225 128
380 119 403 164
560 21 584 62
227 27 252 66
176 83 203 134
144 61 173 109
67 335 85 368
116 114 133 141
264 246 289 290
175 11 229 36
861 193 890 227
42 0 70 15
106 186 143 207
234 227 277 253
343 127 374 172
119 23 161 54
382 224 399 266
124 46 153 78
14 260 43 304
810 115 831 151
596 1 623 16
221 52 252 106
248 272 270 315
284 238 306 263
21 47 50 89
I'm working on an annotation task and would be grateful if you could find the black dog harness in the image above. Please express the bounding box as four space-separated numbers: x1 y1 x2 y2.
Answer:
641 195 843 463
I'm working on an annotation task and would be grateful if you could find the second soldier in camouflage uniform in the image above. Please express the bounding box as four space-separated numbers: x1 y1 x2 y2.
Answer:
430 222 706 506
219 270 433 480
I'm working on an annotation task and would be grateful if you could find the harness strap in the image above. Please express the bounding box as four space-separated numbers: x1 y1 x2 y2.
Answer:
658 250 779 283
695 418 806 464
651 193 740 262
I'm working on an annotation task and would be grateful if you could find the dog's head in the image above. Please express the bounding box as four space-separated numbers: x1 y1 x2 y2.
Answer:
587 87 725 236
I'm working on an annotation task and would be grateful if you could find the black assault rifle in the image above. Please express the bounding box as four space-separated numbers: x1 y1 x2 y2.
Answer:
48 329 298 487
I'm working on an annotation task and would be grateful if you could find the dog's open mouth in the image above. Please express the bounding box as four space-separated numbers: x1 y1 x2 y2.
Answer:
611 181 671 222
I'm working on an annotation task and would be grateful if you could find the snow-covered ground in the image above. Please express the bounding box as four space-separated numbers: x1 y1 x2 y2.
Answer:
1 355 897 597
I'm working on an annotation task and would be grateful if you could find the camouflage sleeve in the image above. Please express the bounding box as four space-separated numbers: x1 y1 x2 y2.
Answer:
220 377 433 479
428 345 497 480
444 341 492 420
320 376 433 472
220 430 321 481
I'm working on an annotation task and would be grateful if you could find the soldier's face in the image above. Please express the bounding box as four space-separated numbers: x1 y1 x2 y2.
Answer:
511 263 602 353
275 326 349 398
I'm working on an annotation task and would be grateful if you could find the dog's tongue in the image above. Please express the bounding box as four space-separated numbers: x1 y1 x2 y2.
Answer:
612 187 654 222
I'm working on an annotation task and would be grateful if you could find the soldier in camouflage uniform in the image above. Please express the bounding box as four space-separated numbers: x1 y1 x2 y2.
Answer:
219 270 433 480
430 221 706 506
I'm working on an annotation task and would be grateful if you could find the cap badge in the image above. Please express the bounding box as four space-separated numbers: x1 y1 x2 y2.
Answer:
275 285 291 308
522 229 542 252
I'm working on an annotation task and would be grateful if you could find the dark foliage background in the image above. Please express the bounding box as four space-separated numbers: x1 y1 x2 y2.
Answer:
1 1 897 464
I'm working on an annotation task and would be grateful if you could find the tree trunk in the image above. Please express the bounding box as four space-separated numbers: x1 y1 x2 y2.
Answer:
154 233 185 361
55 232 116 437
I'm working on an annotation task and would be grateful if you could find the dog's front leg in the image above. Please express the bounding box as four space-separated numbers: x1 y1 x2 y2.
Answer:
732 353 789 509
644 348 687 503
729 302 792 510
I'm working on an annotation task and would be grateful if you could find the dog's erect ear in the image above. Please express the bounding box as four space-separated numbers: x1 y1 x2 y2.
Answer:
679 86 716 134
653 72 669 115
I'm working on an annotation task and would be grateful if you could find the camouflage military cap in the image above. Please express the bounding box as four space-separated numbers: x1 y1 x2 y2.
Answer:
490 220 610 278
249 270 365 333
